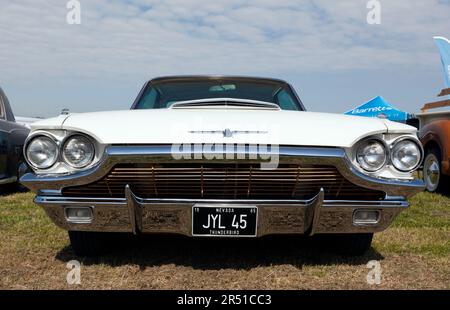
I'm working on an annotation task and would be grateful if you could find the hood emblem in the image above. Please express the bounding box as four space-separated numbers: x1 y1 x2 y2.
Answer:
189 129 268 138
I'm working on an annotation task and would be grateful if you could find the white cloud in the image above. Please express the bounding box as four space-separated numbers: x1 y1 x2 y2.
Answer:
1 0 448 79
0 0 448 116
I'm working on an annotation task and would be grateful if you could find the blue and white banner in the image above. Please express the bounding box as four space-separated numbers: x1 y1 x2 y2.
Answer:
434 36 450 88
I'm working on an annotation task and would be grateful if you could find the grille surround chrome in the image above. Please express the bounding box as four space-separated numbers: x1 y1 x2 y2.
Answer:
62 163 385 201
21 145 425 198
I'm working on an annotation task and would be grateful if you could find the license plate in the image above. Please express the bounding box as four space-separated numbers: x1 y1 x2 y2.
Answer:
192 205 258 237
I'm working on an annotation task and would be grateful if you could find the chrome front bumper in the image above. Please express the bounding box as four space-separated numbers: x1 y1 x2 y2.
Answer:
35 187 408 236
23 145 423 236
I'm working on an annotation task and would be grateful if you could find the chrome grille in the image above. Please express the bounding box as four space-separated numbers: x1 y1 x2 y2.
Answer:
62 163 385 200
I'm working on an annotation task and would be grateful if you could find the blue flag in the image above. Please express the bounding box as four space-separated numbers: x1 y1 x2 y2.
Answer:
434 36 450 88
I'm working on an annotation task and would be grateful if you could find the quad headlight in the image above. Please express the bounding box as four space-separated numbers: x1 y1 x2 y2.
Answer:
390 139 422 172
356 139 387 172
355 136 422 174
25 136 59 169
25 132 97 172
62 135 95 168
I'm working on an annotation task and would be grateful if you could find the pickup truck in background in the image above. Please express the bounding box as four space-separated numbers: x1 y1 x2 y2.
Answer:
418 88 450 192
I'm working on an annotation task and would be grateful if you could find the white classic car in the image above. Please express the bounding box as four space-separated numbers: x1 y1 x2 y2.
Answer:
20 76 425 256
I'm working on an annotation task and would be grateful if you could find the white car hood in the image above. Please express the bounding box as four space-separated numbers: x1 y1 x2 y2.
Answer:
32 109 416 148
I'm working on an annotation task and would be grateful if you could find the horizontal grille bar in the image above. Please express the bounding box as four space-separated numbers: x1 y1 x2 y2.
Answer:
62 163 385 200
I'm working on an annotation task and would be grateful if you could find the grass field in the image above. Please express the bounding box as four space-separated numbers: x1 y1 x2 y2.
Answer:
0 190 448 289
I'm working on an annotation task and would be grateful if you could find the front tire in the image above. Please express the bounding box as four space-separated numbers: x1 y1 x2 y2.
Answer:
333 233 373 256
423 148 444 192
68 231 110 257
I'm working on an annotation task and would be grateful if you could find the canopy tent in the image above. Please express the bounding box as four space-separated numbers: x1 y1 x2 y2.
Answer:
345 96 409 122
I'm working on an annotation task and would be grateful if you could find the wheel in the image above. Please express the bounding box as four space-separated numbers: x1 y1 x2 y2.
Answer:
333 233 373 256
68 231 110 256
423 148 443 192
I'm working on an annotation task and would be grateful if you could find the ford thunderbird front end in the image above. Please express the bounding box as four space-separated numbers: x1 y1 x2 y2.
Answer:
20 76 425 256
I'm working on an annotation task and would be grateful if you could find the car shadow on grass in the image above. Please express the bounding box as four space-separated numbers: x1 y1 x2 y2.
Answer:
0 183 28 196
55 234 384 270
440 185 450 197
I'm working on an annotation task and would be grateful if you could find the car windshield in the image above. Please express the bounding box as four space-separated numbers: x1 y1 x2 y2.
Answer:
133 78 303 111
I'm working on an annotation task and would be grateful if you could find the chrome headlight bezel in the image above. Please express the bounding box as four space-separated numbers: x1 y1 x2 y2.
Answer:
355 138 388 172
24 134 59 170
390 137 423 172
352 134 423 178
62 134 96 169
24 130 101 174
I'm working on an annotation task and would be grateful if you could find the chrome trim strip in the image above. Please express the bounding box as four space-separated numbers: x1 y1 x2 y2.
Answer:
0 176 17 185
21 145 425 197
34 195 408 209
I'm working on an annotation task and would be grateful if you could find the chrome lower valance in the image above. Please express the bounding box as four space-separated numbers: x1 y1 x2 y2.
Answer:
35 185 408 236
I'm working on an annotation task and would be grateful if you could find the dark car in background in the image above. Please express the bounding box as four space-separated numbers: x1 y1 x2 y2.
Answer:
0 87 29 188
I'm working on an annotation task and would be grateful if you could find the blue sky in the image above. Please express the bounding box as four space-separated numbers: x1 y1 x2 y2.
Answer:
0 0 449 117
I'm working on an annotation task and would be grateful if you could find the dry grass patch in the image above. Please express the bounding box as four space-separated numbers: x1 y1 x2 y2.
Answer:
0 190 449 289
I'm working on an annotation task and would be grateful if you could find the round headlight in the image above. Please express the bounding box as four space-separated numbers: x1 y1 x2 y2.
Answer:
26 136 58 169
62 135 95 168
391 139 422 172
356 139 387 172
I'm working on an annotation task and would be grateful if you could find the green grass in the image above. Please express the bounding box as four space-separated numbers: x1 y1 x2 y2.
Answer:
0 192 67 252
372 192 450 257
394 192 450 228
